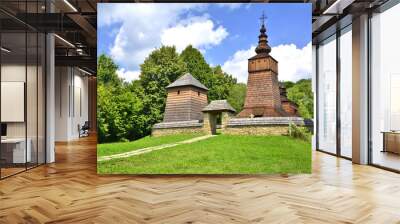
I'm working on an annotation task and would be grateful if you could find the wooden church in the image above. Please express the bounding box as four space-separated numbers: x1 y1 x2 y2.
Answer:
153 13 307 137
238 14 298 118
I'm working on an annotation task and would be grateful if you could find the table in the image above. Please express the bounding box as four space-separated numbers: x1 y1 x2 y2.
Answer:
1 138 31 163
381 131 400 154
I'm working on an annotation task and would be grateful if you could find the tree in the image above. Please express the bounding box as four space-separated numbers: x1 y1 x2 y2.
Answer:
286 79 313 119
227 83 247 112
206 65 237 101
97 54 148 143
180 46 237 102
180 45 212 84
97 45 242 143
140 46 187 127
97 54 121 86
97 83 145 143
282 81 294 89
140 46 186 92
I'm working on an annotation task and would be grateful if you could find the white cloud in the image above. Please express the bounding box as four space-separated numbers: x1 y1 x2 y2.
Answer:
98 4 228 81
222 42 312 83
98 4 205 28
222 46 255 83
161 19 228 52
216 3 243 10
117 68 141 82
270 42 312 82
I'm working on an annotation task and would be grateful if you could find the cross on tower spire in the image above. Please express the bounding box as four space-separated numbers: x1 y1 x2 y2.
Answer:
255 11 271 55
260 11 266 26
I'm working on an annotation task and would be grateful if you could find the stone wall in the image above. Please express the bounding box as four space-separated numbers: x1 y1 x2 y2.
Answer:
152 127 205 137
221 112 234 131
152 117 313 137
152 120 205 137
223 117 313 136
223 125 289 136
202 112 216 135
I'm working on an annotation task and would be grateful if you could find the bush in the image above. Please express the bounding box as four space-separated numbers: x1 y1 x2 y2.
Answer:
288 123 312 142
286 79 313 119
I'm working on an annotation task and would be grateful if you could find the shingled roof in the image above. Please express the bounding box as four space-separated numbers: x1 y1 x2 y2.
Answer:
202 100 236 113
166 73 208 90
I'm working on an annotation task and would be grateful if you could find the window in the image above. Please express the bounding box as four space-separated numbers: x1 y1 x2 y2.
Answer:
0 2 46 179
370 3 400 171
317 35 337 154
177 90 180 95
339 25 352 158
198 91 200 96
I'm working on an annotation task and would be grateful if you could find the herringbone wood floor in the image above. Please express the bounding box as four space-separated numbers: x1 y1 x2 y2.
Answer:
1 136 400 224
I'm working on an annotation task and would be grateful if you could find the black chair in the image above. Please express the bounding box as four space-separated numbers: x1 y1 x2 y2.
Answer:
79 121 90 138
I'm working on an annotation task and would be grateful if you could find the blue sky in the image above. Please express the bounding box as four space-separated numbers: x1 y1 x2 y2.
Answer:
98 3 312 83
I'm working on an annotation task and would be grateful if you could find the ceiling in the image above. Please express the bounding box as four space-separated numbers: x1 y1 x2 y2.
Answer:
1 0 393 74
311 0 389 42
0 0 97 74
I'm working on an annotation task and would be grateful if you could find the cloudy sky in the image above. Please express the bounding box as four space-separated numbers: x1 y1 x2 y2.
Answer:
98 3 311 83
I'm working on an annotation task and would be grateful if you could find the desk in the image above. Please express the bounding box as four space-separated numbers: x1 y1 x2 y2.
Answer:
382 131 400 154
1 138 31 163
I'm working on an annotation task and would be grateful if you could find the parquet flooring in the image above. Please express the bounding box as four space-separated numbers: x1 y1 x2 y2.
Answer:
1 135 400 223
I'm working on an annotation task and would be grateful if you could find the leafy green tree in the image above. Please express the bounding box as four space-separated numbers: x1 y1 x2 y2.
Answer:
282 81 294 89
140 46 187 127
97 54 148 143
227 83 247 112
140 46 186 91
286 79 313 119
180 45 212 84
180 46 237 102
97 54 121 86
97 54 124 142
97 83 145 143
207 65 237 101
97 45 243 143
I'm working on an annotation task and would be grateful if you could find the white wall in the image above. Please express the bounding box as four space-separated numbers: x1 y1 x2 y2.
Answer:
339 28 353 158
1 63 46 164
55 67 89 141
352 14 369 164
1 65 40 136
46 33 55 163
55 66 69 141
312 44 317 150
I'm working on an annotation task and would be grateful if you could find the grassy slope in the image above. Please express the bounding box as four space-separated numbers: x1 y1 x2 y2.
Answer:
98 135 311 174
97 134 202 157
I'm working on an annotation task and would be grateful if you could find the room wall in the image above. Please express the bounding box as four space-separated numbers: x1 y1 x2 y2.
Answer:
1 63 46 164
312 45 317 150
55 66 70 141
88 77 97 133
55 67 89 141
1 64 42 138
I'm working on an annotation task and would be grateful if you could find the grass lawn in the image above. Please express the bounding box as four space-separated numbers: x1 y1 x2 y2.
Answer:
97 134 203 157
98 135 311 174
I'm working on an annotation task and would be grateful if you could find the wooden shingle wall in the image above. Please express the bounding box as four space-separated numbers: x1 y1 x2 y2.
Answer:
163 86 208 122
238 56 286 117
